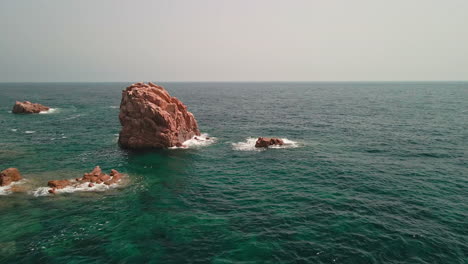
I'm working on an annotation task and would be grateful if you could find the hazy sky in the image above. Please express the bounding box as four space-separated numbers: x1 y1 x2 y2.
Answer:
1 0 467 82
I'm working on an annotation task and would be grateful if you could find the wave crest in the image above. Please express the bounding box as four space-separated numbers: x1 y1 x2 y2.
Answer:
0 180 27 196
31 180 125 197
39 108 59 114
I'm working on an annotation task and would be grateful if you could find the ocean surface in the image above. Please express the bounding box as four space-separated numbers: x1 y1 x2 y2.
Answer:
0 82 466 264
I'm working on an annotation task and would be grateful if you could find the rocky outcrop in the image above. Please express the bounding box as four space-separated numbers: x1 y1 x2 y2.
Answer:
76 166 123 185
118 82 200 149
12 101 49 114
255 137 284 148
47 166 124 194
0 168 22 186
47 180 71 190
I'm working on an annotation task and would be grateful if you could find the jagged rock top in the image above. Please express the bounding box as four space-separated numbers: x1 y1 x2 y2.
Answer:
12 101 49 114
118 82 200 149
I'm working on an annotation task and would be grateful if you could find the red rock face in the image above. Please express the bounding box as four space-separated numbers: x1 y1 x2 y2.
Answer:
118 82 200 149
0 168 22 186
47 180 71 189
255 137 284 148
77 166 122 185
12 101 50 114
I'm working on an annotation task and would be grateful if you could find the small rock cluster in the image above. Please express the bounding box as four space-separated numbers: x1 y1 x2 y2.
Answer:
48 166 123 194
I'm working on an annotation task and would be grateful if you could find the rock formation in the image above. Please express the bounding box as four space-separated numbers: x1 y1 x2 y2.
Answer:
12 101 50 114
76 166 123 186
47 166 124 194
255 137 284 148
47 180 71 190
118 82 200 149
0 168 22 186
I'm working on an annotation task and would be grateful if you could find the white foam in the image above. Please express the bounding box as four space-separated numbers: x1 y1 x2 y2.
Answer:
39 108 58 114
25 131 36 134
170 133 216 149
11 129 17 132
0 180 27 196
64 114 82 120
31 180 123 197
109 106 119 109
232 137 299 151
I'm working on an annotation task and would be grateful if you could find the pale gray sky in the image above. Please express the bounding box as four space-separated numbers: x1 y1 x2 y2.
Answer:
1 0 467 82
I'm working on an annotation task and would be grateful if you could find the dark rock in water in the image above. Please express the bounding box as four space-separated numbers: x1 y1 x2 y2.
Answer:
0 168 22 186
118 82 200 149
12 101 49 114
255 137 284 148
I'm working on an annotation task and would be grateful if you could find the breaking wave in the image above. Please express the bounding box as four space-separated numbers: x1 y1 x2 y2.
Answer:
170 133 216 149
39 108 59 114
63 114 83 120
0 180 27 196
232 137 299 151
25 131 36 134
31 180 125 197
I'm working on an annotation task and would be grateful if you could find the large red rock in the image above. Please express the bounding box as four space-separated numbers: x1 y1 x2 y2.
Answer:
0 168 22 186
118 82 200 149
255 137 284 148
12 101 50 114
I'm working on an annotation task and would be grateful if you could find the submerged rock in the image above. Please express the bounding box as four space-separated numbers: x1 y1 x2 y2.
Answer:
255 137 284 148
0 168 22 186
12 101 49 114
118 82 200 149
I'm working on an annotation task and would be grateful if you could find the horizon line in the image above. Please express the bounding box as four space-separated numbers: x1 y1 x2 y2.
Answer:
1 80 467 83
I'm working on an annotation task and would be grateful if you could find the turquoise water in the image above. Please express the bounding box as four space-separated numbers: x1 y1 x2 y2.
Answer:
0 82 467 263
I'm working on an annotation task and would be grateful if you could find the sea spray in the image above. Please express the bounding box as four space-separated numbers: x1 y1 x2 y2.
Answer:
39 108 59 114
170 134 216 149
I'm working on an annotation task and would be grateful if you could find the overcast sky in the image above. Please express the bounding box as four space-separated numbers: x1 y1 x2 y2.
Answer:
1 0 467 82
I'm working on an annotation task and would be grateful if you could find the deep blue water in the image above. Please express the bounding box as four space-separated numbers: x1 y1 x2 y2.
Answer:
0 82 467 263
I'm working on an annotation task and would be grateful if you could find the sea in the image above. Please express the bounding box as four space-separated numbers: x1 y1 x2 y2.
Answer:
0 82 466 263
